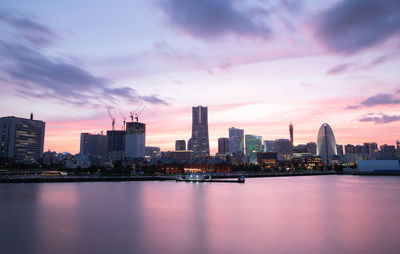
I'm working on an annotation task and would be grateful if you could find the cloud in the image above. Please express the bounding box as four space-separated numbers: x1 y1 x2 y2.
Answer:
316 0 400 54
347 90 400 109
0 12 58 46
326 63 352 75
359 113 400 124
0 13 168 107
158 0 271 39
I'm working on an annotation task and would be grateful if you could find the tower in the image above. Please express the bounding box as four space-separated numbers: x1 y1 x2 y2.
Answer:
191 106 210 158
289 122 294 146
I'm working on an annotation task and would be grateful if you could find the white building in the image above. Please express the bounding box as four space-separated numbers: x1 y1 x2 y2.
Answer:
125 122 145 160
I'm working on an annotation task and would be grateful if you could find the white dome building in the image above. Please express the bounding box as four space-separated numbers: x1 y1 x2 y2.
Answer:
317 123 337 163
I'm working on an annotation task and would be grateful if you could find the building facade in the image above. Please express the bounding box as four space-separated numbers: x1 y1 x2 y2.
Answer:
125 122 145 160
229 127 244 156
191 106 210 158
218 137 229 155
0 115 45 164
317 123 338 163
245 135 263 164
175 140 186 151
107 130 125 161
80 133 107 158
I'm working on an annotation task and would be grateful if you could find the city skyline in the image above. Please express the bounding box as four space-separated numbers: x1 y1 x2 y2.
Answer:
1 0 399 154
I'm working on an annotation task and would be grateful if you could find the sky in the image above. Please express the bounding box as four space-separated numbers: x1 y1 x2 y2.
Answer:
0 0 400 154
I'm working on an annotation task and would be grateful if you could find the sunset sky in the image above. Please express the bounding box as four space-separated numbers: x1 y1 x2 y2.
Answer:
1 0 399 154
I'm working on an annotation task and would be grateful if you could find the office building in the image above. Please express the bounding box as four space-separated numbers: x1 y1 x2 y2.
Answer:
0 114 45 164
245 135 263 164
274 139 292 155
80 133 107 158
218 137 229 155
187 138 193 151
317 123 337 163
229 127 244 156
125 122 145 160
107 130 125 161
263 140 275 153
379 144 397 160
336 144 344 157
191 106 210 158
175 140 186 151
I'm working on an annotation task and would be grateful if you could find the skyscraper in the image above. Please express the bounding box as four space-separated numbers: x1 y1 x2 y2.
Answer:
125 122 145 160
245 135 263 164
218 137 229 154
80 133 107 158
107 130 125 161
0 115 45 164
289 122 294 146
229 127 244 156
191 106 210 158
317 123 337 163
175 140 186 151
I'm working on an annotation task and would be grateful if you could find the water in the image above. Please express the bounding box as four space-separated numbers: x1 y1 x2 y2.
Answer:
1 176 400 254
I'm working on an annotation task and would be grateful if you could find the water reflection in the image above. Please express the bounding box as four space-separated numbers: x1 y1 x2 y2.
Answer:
1 176 400 254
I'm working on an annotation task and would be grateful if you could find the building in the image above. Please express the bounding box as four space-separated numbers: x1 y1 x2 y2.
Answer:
175 140 186 151
317 123 338 163
0 114 45 164
229 127 244 156
289 122 294 146
274 139 292 155
358 160 400 174
125 121 145 160
161 150 194 160
191 106 210 158
336 144 344 157
107 130 125 161
187 138 193 151
43 150 60 166
379 145 397 160
345 144 355 154
218 137 229 155
245 135 263 164
257 152 277 166
80 133 107 158
145 146 161 159
263 140 275 152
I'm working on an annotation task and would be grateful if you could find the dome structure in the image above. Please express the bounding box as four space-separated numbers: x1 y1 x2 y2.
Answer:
317 123 337 163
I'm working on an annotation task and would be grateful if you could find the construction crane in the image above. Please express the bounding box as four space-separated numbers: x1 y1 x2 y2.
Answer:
129 103 145 122
119 109 126 130
135 104 146 122
107 108 115 131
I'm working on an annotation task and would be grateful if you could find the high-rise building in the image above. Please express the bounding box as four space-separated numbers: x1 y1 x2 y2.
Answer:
125 122 145 160
107 130 125 161
289 122 294 146
0 115 45 164
316 123 337 163
263 140 275 152
191 106 210 158
229 127 244 156
336 144 344 157
345 144 355 154
218 137 229 155
306 142 317 155
274 139 292 155
363 142 378 158
175 140 186 151
187 138 193 151
245 135 263 164
379 144 396 160
80 133 107 158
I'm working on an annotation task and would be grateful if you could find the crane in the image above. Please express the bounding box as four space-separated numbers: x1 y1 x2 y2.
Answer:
130 103 145 122
135 104 146 122
107 108 115 131
119 109 126 130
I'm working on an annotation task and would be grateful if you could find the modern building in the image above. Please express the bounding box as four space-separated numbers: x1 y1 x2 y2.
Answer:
161 150 194 160
274 139 292 155
345 144 355 154
107 130 125 161
379 144 397 160
80 133 107 158
191 106 210 158
218 137 229 155
229 127 244 156
306 142 317 155
257 152 277 166
187 138 193 151
245 135 263 164
145 146 161 159
0 114 45 164
125 121 145 160
317 123 337 163
289 122 294 146
263 140 275 153
358 160 400 174
175 140 186 151
336 144 344 157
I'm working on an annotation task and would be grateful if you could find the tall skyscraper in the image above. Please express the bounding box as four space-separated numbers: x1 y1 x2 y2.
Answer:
317 123 337 163
0 115 45 164
175 140 186 151
191 106 210 158
289 122 294 146
125 122 145 160
80 133 107 158
218 137 229 154
245 135 263 164
229 127 244 156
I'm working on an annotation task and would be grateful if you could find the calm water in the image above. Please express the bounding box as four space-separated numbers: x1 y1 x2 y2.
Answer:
1 176 400 254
